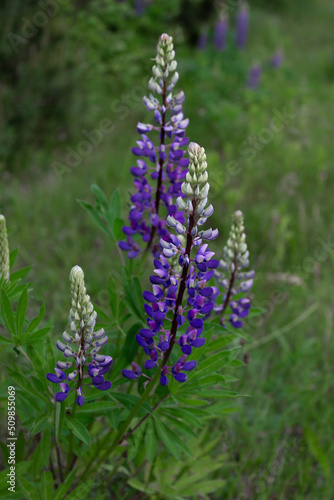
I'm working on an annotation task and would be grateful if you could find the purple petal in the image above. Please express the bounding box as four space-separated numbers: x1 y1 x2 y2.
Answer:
191 338 206 348
96 381 112 391
182 361 197 371
55 392 68 402
174 373 187 383
122 369 138 380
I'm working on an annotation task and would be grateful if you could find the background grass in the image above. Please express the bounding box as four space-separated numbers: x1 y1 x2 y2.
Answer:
1 0 334 498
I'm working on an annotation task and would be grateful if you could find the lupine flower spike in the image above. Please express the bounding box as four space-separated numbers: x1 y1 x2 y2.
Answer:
270 50 284 68
47 266 112 405
122 142 219 386
119 33 190 258
246 63 262 90
214 210 254 328
235 1 249 49
214 11 229 52
0 215 10 282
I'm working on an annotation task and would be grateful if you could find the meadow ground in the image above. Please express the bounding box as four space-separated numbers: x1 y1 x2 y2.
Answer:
1 0 334 498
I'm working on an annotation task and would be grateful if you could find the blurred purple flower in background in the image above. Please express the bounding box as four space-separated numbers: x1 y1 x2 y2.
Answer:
246 63 262 89
214 13 229 51
235 1 249 49
270 50 284 68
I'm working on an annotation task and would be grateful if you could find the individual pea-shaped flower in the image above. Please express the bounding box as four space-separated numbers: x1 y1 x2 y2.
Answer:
214 210 255 328
122 142 219 386
119 33 190 258
0 215 10 282
46 266 112 405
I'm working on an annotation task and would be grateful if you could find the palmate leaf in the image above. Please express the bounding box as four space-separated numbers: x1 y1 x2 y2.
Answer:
159 410 199 439
145 419 159 463
154 420 181 459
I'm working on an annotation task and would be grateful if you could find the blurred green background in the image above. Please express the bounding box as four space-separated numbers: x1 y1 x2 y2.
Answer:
1 0 333 497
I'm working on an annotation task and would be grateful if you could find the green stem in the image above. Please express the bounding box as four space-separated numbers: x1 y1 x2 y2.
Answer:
65 395 78 475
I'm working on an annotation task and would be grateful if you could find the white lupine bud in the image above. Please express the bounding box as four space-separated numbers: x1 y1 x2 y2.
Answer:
160 239 172 249
62 332 73 343
166 215 177 228
0 215 10 282
176 197 187 210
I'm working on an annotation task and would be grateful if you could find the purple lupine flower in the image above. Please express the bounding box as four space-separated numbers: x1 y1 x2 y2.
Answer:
213 211 255 328
122 142 219 385
235 2 249 49
270 50 284 68
46 266 112 405
119 33 190 258
246 63 262 90
214 13 229 51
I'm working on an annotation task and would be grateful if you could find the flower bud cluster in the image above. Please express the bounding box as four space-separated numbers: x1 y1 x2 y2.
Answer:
119 33 190 258
214 211 254 328
122 143 220 386
0 215 9 282
47 266 112 405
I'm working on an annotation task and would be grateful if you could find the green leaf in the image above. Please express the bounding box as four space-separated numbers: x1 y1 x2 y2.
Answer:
179 479 225 496
41 427 51 467
195 348 240 375
66 480 94 499
28 327 51 343
9 249 18 269
30 415 49 434
55 402 65 443
113 217 124 241
54 468 77 500
78 401 116 413
26 303 45 334
16 287 28 337
1 288 16 338
154 420 180 459
145 419 158 462
41 471 54 500
207 334 237 351
108 277 118 319
305 427 330 478
122 268 145 322
160 411 199 439
0 334 13 344
127 479 154 496
65 417 91 447
112 322 141 379
91 183 109 211
77 199 110 236
109 188 121 220
9 266 31 282
6 366 47 403
17 475 40 500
